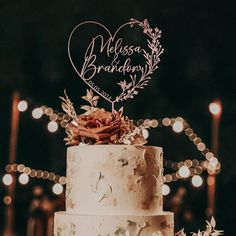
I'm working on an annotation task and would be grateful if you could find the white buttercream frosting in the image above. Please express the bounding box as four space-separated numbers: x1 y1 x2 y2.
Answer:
54 211 174 236
66 145 163 215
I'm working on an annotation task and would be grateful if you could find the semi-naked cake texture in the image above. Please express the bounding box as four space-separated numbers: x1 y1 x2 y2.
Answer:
54 212 174 235
67 145 163 215
54 145 174 236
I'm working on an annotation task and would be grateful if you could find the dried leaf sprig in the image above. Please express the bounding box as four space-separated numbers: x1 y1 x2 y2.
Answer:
60 89 150 146
81 89 100 115
116 18 164 102
59 90 77 122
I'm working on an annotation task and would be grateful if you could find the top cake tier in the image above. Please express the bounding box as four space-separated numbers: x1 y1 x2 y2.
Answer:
66 145 163 215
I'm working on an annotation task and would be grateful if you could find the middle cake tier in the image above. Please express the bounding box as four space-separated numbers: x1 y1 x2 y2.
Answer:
66 145 163 215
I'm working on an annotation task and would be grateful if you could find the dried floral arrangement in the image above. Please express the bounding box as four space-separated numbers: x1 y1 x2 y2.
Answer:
175 217 223 236
97 217 223 236
60 89 153 146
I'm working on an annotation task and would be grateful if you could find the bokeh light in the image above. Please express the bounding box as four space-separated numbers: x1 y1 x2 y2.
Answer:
17 100 28 112
179 166 190 178
191 175 203 187
3 196 12 205
2 174 13 186
52 183 63 195
207 176 215 186
32 107 43 119
59 176 67 185
206 152 214 160
209 101 222 116
19 173 29 185
47 121 58 132
197 142 206 151
172 121 184 133
209 157 218 167
162 117 171 126
162 184 170 196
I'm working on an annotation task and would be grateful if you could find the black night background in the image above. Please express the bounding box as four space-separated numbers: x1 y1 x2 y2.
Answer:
0 0 235 235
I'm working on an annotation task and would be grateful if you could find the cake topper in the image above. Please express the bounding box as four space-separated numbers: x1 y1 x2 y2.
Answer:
68 18 164 111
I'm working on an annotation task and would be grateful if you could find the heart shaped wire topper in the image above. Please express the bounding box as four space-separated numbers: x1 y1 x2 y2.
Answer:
68 18 164 112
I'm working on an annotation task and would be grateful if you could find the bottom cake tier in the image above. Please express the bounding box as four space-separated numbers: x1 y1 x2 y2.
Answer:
54 211 174 236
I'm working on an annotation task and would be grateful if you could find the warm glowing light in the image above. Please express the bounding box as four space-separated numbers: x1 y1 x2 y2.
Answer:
164 174 172 183
176 117 184 123
209 157 218 167
162 118 171 126
162 184 170 196
5 164 13 173
32 107 43 119
195 166 203 175
208 157 218 173
45 107 53 116
206 152 214 160
47 121 58 132
33 186 43 196
184 160 193 168
179 166 190 178
50 113 58 121
191 175 203 187
17 164 25 172
3 196 11 205
17 100 28 112
52 183 63 195
172 121 184 133
19 173 29 185
24 167 31 175
30 169 37 177
36 170 43 178
2 174 13 186
207 176 215 186
42 171 49 179
209 101 222 116
59 176 67 185
142 129 149 139
185 128 193 136
197 142 206 151
48 172 56 181
151 119 158 128
144 119 151 126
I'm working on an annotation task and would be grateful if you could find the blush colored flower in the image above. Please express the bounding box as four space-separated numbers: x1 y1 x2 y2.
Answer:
65 108 127 145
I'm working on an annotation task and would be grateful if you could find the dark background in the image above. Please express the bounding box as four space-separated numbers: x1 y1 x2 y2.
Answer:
0 0 235 235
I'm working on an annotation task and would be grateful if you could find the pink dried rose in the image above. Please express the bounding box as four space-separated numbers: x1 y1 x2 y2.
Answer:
65 108 128 145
